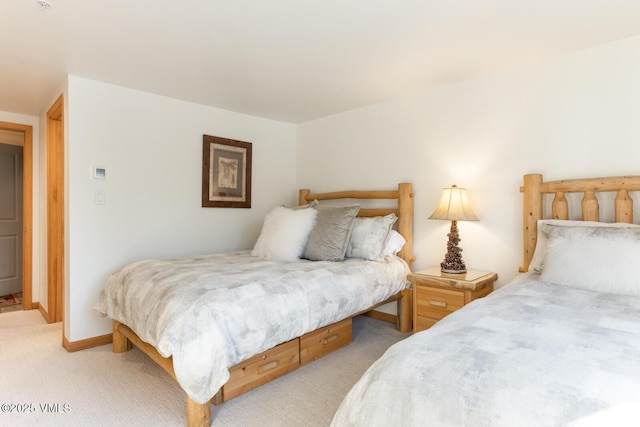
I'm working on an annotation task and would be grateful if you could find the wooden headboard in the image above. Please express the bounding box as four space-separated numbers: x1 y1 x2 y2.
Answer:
299 182 414 268
520 173 640 272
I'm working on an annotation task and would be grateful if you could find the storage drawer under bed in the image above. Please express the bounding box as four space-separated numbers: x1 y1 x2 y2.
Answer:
300 317 352 365
219 317 353 402
222 338 300 401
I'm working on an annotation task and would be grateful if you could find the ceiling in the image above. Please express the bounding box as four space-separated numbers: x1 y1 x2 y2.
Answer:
2 1 640 124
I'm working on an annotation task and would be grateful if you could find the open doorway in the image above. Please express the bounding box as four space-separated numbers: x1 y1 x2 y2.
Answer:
0 96 64 324
0 122 33 314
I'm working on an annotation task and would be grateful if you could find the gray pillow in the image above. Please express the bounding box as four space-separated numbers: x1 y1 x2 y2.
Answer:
303 204 360 261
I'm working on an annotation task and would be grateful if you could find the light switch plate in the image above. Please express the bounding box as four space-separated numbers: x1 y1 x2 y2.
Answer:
95 190 106 205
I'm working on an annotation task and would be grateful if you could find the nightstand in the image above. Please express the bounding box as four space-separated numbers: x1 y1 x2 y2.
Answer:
409 267 497 333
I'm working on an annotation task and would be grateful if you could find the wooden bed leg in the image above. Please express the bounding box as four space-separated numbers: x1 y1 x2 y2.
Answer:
187 397 211 427
397 289 413 332
112 320 131 353
210 389 223 406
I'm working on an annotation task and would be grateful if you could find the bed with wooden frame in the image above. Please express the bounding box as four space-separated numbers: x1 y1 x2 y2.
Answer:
331 174 640 426
106 183 414 427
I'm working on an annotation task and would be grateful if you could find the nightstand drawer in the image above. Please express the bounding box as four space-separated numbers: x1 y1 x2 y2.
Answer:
415 286 464 319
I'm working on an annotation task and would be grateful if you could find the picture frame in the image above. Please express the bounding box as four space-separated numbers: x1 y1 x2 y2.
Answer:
202 134 252 208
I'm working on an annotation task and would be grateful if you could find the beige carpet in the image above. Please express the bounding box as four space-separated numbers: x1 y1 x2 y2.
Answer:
0 311 408 426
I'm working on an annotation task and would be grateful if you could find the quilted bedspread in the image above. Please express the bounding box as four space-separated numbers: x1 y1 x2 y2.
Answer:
332 274 640 426
94 250 409 404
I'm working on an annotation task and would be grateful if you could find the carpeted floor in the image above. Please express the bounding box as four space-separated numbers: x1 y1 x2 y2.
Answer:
0 311 408 426
0 292 22 313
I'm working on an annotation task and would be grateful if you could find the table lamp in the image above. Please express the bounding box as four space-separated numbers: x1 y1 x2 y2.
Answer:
428 185 478 274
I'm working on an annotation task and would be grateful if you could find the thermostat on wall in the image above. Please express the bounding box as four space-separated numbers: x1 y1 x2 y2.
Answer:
93 166 108 179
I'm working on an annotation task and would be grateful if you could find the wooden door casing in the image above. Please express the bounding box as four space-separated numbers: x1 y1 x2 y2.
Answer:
47 95 64 323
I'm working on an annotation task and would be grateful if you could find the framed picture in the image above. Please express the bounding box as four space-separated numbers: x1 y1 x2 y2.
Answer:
202 134 252 208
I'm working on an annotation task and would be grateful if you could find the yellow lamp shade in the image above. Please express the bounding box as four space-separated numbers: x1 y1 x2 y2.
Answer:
428 185 478 222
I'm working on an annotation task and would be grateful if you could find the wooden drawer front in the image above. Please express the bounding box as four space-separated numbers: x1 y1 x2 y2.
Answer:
416 286 464 320
415 316 439 332
300 317 352 365
223 338 300 401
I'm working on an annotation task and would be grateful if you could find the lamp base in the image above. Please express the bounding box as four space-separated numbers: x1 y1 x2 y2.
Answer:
441 267 467 274
439 220 468 275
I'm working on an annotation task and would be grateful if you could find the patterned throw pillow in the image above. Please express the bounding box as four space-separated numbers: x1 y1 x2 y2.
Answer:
346 214 398 261
303 204 360 261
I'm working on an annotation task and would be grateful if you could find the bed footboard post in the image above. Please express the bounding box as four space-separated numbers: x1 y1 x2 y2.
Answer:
397 289 413 332
187 397 211 427
112 320 131 353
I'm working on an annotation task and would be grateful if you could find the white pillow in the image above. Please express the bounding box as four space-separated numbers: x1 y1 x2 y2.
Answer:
528 219 640 273
251 206 317 261
540 225 640 296
382 230 406 257
346 214 397 261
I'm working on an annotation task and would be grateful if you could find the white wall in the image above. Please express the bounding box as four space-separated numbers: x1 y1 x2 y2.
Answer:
297 35 640 289
0 110 40 303
66 76 297 341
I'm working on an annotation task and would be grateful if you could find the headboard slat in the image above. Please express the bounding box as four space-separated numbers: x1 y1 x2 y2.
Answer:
581 191 600 221
615 190 633 224
552 192 568 220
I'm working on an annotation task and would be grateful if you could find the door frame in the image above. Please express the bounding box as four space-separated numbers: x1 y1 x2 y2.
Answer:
0 121 33 310
47 95 64 323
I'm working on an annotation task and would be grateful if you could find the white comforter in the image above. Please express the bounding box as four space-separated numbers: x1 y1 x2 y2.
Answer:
332 274 640 426
94 250 409 404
